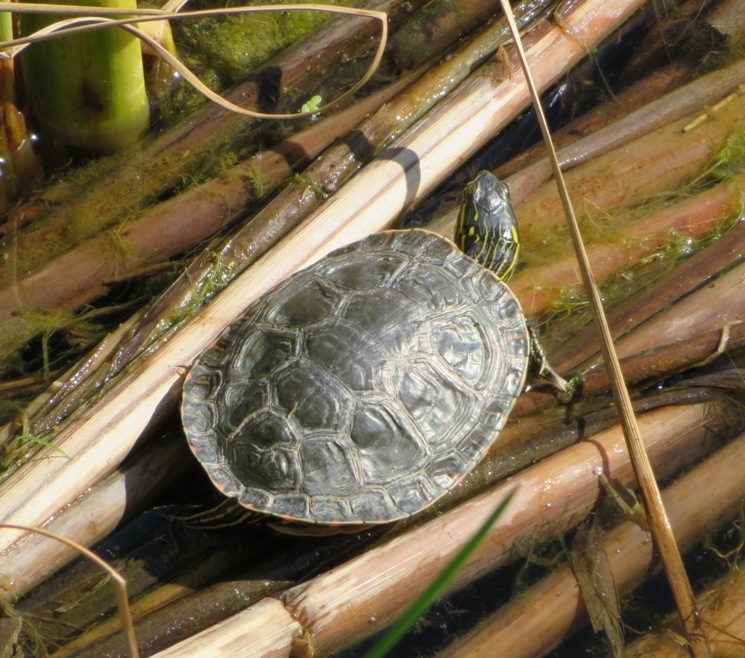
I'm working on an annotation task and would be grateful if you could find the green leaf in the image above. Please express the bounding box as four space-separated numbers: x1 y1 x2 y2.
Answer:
363 485 519 658
301 95 323 113
14 434 70 458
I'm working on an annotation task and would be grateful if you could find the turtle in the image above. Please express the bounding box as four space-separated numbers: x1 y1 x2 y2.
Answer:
181 171 568 529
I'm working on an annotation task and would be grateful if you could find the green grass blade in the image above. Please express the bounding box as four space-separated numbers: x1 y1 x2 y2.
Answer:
14 434 70 458
363 485 519 658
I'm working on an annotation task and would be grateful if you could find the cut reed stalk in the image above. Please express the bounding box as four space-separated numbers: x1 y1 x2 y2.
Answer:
437 429 745 658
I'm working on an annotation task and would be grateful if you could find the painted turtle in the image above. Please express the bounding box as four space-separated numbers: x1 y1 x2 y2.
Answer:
181 171 563 527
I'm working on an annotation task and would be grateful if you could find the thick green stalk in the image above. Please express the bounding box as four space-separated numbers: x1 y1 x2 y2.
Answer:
0 0 38 211
20 0 150 152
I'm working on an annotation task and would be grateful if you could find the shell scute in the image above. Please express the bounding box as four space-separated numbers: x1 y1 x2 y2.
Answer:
299 437 360 496
308 496 352 524
395 359 475 449
229 327 298 380
261 275 343 326
351 403 427 484
386 474 442 516
341 287 424 352
427 453 468 490
220 380 267 433
391 263 462 310
305 318 388 391
272 356 352 431
227 410 300 490
323 251 407 290
431 313 490 388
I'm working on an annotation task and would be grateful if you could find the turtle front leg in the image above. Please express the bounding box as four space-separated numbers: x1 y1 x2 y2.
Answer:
526 320 575 401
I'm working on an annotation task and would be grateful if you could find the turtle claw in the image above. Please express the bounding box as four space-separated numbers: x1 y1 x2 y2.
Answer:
526 320 576 402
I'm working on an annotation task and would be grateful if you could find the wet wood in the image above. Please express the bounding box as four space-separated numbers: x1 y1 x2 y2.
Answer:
624 570 745 657
437 429 745 658
154 598 302 658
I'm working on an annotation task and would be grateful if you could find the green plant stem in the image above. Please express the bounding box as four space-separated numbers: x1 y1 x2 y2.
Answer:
19 0 150 153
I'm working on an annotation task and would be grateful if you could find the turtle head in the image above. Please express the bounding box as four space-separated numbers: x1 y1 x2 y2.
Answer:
455 170 519 281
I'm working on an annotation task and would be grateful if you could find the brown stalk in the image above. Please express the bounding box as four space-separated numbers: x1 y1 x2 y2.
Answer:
509 95 745 244
498 0 711 654
43 529 366 656
553 219 745 371
437 429 745 658
494 58 693 184
153 599 301 658
579 322 745 396
615 258 745 358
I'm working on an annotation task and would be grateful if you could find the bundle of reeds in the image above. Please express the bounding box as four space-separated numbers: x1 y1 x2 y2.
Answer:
1 0 744 655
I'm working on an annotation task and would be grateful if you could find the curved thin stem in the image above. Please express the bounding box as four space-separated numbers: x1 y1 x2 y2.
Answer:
0 523 138 657
0 4 388 120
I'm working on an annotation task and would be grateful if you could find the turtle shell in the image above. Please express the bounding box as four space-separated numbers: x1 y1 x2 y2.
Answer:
181 229 529 525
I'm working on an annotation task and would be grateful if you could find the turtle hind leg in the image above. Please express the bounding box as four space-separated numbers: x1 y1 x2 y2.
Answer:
526 319 575 402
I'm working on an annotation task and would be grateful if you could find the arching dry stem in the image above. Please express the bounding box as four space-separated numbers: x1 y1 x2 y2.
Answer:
0 523 138 657
0 3 388 119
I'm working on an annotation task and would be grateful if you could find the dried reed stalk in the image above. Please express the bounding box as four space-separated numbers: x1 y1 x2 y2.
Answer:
578 322 745 396
154 598 302 658
0 74 413 360
437 429 745 658
624 571 745 657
